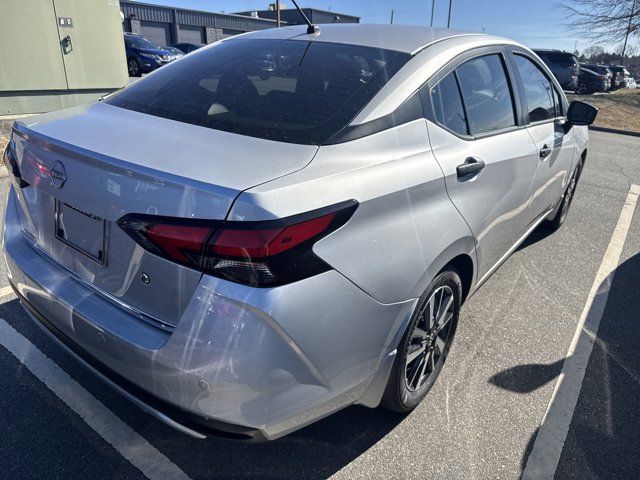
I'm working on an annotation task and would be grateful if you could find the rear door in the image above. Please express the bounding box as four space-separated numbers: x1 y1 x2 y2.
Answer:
424 47 540 281
509 49 576 219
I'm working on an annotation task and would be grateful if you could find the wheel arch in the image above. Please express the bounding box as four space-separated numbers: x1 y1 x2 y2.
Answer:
439 253 474 304
414 236 477 305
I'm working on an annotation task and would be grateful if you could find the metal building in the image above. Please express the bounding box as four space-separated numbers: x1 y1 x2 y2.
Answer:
234 8 360 25
120 1 281 46
0 0 128 115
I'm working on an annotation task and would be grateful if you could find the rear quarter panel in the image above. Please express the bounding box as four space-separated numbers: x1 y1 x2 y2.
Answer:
229 120 477 305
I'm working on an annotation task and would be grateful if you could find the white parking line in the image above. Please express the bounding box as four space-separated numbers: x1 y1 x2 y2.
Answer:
0 317 192 480
0 285 15 298
522 184 640 480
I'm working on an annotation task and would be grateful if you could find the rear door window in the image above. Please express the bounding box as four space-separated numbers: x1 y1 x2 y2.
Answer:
513 54 556 122
430 72 468 136
455 54 516 135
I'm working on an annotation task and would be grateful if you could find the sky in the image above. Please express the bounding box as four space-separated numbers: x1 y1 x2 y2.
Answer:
135 0 632 53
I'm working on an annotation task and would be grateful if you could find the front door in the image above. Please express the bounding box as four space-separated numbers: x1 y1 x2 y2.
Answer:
510 51 576 218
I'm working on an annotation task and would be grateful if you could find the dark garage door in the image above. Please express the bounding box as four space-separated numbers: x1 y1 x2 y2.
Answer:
139 20 171 47
178 25 204 44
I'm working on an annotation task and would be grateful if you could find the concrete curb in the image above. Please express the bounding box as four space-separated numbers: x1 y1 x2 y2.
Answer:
589 125 640 137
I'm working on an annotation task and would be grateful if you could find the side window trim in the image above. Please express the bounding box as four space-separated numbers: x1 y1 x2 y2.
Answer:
507 47 567 125
422 72 472 139
423 46 525 141
452 70 471 135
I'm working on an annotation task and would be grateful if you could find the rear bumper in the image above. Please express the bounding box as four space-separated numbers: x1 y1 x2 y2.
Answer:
561 77 578 91
13 283 264 440
3 186 412 440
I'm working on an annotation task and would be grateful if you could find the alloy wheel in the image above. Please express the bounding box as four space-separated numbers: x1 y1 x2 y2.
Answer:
128 59 139 76
404 285 455 391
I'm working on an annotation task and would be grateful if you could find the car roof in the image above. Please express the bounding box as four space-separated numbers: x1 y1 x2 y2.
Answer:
234 23 503 55
533 49 573 53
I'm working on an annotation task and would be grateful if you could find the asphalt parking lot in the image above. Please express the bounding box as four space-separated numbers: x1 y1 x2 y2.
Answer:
0 130 638 480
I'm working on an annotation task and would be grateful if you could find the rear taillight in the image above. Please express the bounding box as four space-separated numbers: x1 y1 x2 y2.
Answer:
2 140 29 188
118 200 357 287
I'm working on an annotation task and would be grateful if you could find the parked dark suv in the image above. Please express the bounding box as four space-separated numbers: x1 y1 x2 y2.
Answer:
533 50 579 91
124 33 173 76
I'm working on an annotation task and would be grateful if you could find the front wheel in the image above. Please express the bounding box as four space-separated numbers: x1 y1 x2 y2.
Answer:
382 270 462 412
127 58 141 77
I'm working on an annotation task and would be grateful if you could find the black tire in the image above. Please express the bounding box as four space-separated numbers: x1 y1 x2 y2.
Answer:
382 270 462 413
577 83 588 95
127 57 141 77
545 160 582 231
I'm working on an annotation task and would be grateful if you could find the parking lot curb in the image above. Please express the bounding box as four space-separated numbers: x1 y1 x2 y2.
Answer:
589 125 640 138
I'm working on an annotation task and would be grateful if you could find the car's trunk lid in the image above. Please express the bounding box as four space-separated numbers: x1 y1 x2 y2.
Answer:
10 103 317 327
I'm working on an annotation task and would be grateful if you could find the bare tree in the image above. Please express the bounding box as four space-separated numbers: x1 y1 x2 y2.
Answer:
561 0 639 62
582 45 605 61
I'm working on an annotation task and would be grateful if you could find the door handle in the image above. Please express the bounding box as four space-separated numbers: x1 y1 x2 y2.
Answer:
456 157 485 177
539 144 552 159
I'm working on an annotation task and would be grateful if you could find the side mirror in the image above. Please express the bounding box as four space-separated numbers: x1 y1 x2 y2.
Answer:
566 101 598 126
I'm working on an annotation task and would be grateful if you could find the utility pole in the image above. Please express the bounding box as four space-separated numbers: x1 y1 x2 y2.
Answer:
620 0 637 64
276 0 281 27
447 0 453 28
390 9 394 24
430 0 435 27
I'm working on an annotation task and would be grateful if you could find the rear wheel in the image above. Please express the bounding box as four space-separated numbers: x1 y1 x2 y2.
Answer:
546 161 582 231
577 83 589 95
382 270 461 412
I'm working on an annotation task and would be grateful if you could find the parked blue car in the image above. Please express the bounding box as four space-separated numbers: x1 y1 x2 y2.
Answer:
124 32 173 76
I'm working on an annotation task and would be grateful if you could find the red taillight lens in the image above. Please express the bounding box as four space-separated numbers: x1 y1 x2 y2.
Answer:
118 201 357 287
209 213 335 258
145 224 212 265
3 142 30 189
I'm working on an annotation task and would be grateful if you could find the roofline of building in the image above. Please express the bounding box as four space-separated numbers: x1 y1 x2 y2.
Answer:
120 0 282 23
234 8 360 20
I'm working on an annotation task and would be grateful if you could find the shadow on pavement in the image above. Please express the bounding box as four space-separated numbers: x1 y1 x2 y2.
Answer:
489 359 563 394
136 401 407 479
517 222 555 252
490 252 640 479
0 295 406 480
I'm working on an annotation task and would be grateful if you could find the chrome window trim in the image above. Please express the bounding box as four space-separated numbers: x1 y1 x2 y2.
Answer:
423 45 525 142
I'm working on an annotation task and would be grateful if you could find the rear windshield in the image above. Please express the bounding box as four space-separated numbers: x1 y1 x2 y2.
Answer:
537 52 577 64
107 38 410 144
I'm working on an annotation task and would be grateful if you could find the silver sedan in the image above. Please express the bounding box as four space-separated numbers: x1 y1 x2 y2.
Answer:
2 24 596 441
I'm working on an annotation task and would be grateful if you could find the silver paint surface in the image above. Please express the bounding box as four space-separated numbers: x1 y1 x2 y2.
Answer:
3 26 589 439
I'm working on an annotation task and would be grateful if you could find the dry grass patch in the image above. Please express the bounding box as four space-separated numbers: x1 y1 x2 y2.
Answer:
567 89 640 133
